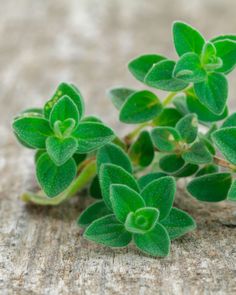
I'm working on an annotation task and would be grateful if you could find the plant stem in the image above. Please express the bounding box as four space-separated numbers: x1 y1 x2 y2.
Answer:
213 156 236 171
21 160 97 206
124 122 151 145
162 92 177 106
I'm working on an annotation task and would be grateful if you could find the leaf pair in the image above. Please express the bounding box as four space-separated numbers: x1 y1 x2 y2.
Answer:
151 114 212 168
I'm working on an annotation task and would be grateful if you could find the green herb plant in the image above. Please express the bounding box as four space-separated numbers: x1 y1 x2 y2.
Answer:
12 21 236 257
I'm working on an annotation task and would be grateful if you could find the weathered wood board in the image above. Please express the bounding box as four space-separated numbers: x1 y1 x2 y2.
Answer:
0 1 236 294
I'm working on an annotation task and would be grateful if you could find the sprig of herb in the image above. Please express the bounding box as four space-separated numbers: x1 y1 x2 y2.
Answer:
12 21 236 257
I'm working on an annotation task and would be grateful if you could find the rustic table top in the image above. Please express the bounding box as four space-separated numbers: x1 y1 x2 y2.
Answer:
0 1 236 294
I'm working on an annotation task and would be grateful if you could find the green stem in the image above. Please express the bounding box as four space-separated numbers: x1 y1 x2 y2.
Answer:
162 92 177 106
21 160 97 206
124 122 151 145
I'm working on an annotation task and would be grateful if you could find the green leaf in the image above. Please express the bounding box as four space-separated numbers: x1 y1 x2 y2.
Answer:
176 114 198 144
49 96 79 128
186 91 228 122
182 141 212 164
107 87 135 110
222 113 236 128
151 127 181 152
172 93 189 115
129 131 154 167
97 142 132 173
227 180 236 201
77 201 111 228
119 90 162 124
173 52 206 82
44 82 84 119
34 150 46 164
13 117 53 149
73 122 115 153
84 214 132 247
53 118 76 138
194 72 228 115
125 208 159 234
174 163 198 178
128 54 166 82
141 176 176 220
36 153 77 197
133 223 170 257
211 35 236 43
214 40 236 74
46 136 78 166
211 127 236 165
187 173 232 202
73 153 87 165
138 172 167 190
195 164 219 177
110 184 145 223
152 108 182 127
145 60 188 91
99 163 139 209
172 21 205 56
89 176 102 199
159 154 185 173
160 208 196 240
201 42 222 71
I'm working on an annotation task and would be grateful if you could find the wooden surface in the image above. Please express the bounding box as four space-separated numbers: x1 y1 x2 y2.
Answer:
0 1 236 294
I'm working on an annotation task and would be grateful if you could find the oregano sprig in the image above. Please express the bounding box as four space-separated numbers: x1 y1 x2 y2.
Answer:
12 21 236 257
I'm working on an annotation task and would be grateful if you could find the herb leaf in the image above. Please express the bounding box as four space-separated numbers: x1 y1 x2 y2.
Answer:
36 153 77 197
84 214 132 247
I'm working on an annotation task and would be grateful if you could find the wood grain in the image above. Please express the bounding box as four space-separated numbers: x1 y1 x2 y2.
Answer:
0 1 236 294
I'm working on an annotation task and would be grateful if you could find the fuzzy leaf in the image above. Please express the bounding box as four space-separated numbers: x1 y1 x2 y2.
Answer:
99 164 139 209
227 180 236 201
133 223 170 257
49 96 79 128
129 131 154 167
128 54 166 82
214 40 236 74
89 176 102 199
211 35 236 43
84 214 132 247
44 82 84 119
174 163 199 178
46 136 78 166
77 201 111 228
173 52 206 82
145 60 188 91
141 177 176 220
182 141 212 164
151 127 181 152
73 122 115 153
97 143 132 173
201 42 222 71
194 72 228 115
110 184 145 223
108 87 135 110
172 21 205 56
187 173 232 202
138 172 167 190
173 93 189 115
160 207 196 240
36 153 76 197
186 91 228 122
222 113 236 128
159 154 185 173
212 127 236 165
152 108 182 127
119 90 162 124
13 117 53 149
176 114 198 144
125 207 159 234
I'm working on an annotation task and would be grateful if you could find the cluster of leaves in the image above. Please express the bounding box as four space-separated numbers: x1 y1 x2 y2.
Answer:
78 143 195 257
12 21 236 257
